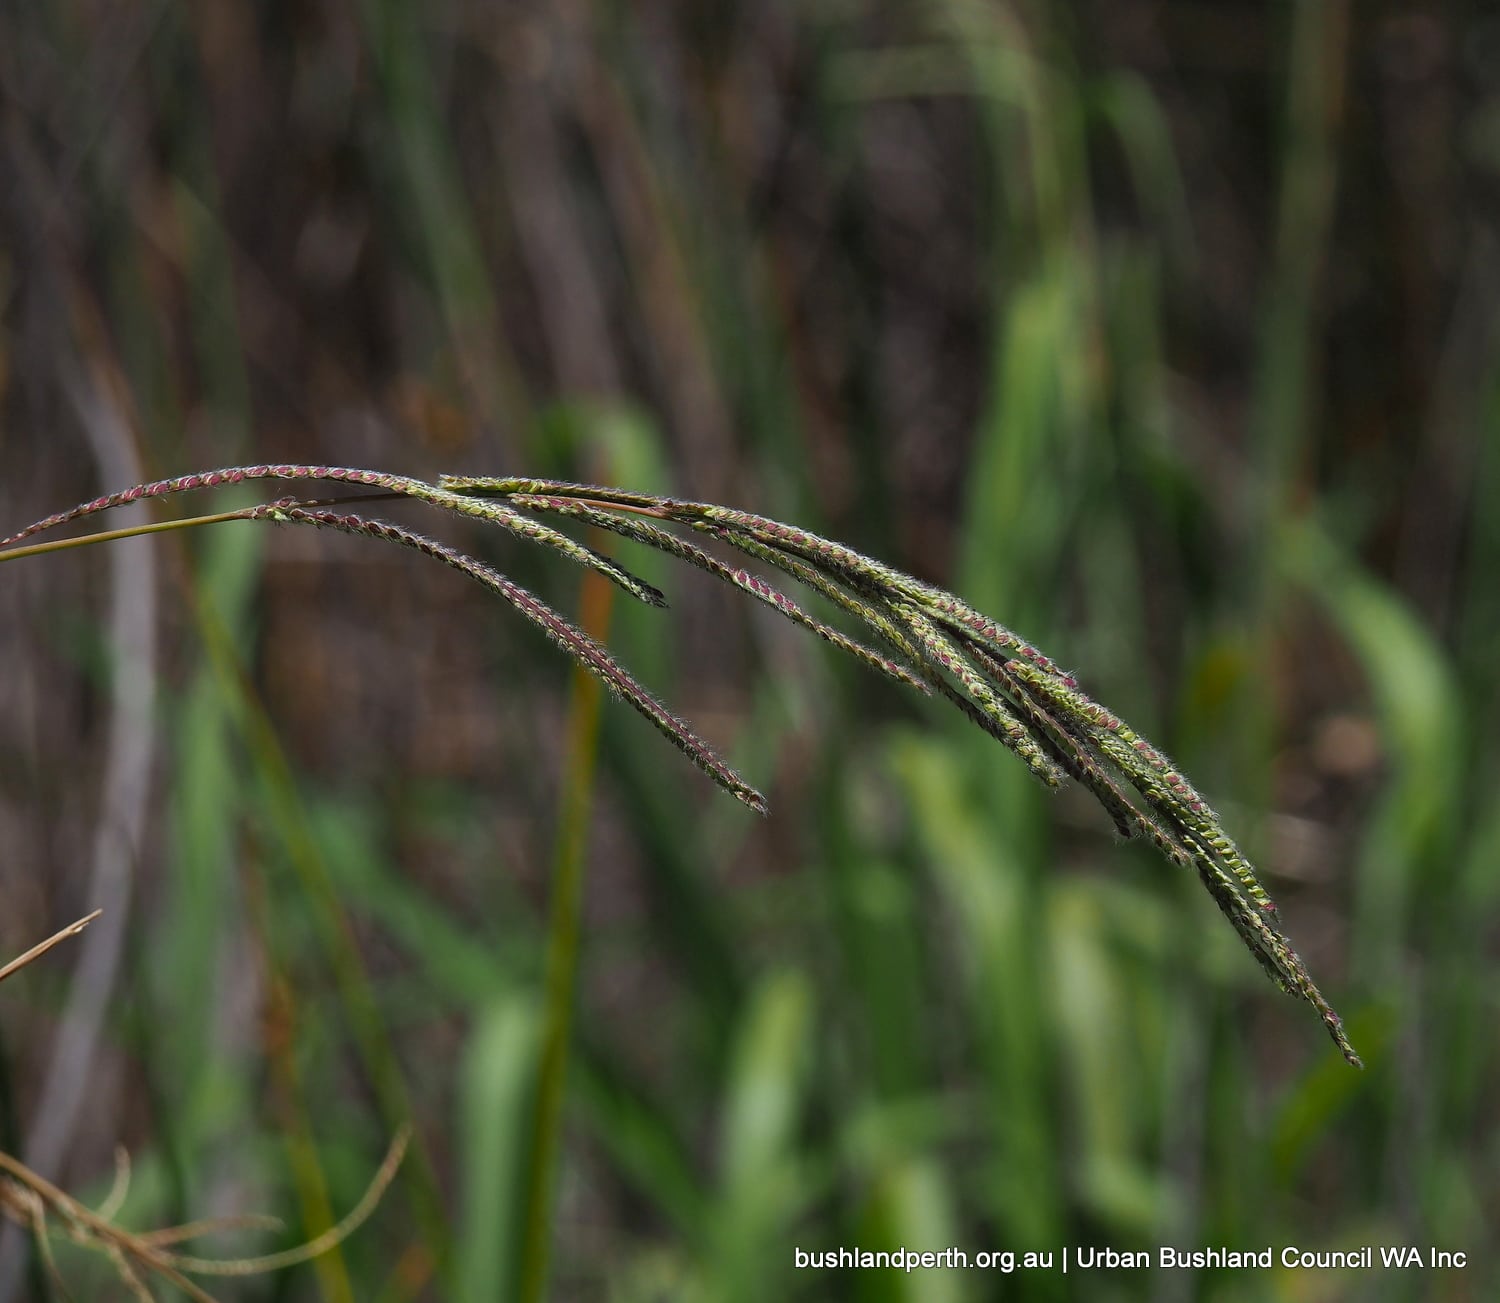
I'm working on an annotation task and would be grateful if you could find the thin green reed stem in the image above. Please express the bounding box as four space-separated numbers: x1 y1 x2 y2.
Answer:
241 858 356 1303
519 563 614 1303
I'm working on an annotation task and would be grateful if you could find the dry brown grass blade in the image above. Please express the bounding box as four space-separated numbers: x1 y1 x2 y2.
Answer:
0 1146 218 1302
0 911 103 986
159 1126 410 1276
0 1128 411 1300
2 916 408 1298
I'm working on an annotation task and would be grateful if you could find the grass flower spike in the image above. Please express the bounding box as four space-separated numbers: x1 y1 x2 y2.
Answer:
1 465 1359 1065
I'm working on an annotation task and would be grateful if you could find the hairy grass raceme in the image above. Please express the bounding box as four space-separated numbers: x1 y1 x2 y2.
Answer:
0 465 1360 1065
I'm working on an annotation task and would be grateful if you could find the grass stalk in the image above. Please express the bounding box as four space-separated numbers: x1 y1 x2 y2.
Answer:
0 510 266 565
242 850 355 1303
181 567 455 1272
518 563 615 1303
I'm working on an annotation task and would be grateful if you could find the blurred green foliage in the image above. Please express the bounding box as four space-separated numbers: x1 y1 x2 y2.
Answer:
1 2 1496 1300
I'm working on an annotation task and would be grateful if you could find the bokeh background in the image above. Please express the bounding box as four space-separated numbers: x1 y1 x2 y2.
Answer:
1 2 1496 1299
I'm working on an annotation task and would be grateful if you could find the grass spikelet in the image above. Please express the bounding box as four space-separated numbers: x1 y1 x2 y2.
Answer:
0 466 422 548
972 653 1144 841
1004 658 1281 919
695 507 1076 683
0 467 669 610
415 485 668 609
692 523 928 668
251 503 767 814
886 602 1064 788
438 474 675 513
503 493 930 692
1182 837 1361 1067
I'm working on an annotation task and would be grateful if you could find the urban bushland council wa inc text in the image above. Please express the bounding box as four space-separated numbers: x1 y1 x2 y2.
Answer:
794 1245 1468 1273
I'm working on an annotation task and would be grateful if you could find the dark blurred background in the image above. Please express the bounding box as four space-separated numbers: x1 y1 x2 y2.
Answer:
1 1 1497 1299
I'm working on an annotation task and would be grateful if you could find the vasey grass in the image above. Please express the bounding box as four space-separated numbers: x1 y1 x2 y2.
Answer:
2 463 1360 1063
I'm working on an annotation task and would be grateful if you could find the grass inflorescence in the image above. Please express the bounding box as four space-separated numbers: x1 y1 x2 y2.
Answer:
0 465 1360 1065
